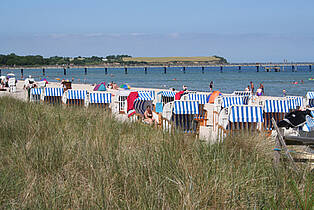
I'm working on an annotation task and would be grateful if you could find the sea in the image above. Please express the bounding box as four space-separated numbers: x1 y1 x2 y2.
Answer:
1 66 313 96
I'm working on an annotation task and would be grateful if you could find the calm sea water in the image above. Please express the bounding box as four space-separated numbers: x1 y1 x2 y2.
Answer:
1 66 313 96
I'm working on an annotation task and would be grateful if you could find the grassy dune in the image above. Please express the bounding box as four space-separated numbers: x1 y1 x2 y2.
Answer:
0 97 313 209
122 56 221 63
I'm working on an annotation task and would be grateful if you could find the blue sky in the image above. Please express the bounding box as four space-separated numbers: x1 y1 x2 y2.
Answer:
1 0 314 62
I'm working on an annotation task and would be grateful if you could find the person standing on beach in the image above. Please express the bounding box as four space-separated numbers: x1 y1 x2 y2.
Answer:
250 81 254 94
209 81 213 91
282 89 287 97
260 83 265 95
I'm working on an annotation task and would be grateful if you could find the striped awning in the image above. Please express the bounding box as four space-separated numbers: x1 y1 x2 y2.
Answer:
67 90 87 100
137 91 155 100
187 94 208 104
263 100 289 113
134 100 152 115
44 88 63 97
233 91 251 96
173 101 199 115
306 92 314 99
89 92 111 104
287 96 304 110
229 106 264 122
222 96 245 108
160 91 176 97
30 88 42 95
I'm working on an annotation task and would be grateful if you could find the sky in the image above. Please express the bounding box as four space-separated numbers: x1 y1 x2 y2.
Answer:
1 0 314 62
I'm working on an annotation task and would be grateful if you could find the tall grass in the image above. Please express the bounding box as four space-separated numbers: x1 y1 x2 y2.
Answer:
0 97 312 209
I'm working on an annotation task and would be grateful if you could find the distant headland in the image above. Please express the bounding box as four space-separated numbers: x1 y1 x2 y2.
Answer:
0 53 228 68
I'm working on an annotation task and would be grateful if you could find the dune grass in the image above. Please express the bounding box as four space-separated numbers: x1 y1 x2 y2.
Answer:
0 97 313 209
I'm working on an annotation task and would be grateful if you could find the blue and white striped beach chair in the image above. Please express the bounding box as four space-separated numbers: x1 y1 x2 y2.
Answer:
306 92 314 107
64 89 87 106
171 100 200 133
158 91 176 105
228 105 264 132
30 88 42 102
42 87 64 104
263 99 289 130
221 96 247 108
286 96 304 110
89 92 112 109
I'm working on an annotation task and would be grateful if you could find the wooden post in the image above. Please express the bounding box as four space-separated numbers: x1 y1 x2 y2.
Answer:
0 69 1 75
292 65 295 72
238 66 241 72
105 68 108 75
43 68 45 76
84 67 87 75
220 66 223 73
183 66 186 74
64 68 66 75
272 118 297 170
164 67 167 74
309 65 312 72
21 69 24 78
201 66 204 74
256 66 259 72
144 67 147 74
124 67 128 74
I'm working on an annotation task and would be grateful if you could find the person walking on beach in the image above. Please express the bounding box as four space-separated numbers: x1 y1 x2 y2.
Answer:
250 81 254 94
209 81 213 91
282 89 287 97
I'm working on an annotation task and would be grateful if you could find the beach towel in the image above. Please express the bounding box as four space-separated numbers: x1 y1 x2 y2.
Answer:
127 91 139 117
175 91 185 100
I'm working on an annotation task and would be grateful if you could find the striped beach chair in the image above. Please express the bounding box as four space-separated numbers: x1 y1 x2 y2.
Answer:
117 90 131 113
184 93 210 125
129 93 155 122
306 92 314 107
286 96 304 111
88 92 112 109
158 91 176 105
30 88 42 102
228 105 264 132
221 96 247 108
42 87 64 104
138 90 155 100
171 100 200 134
63 89 87 106
263 99 289 130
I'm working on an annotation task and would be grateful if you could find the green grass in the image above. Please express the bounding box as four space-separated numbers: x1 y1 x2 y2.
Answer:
0 97 313 209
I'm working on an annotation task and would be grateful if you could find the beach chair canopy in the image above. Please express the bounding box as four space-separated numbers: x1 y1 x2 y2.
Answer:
44 87 63 97
30 88 42 95
306 92 314 99
133 100 153 115
229 105 264 122
221 96 246 108
286 96 303 110
66 90 87 100
89 92 111 104
233 91 251 96
159 91 176 97
186 93 209 104
173 101 200 115
263 99 289 113
138 91 155 100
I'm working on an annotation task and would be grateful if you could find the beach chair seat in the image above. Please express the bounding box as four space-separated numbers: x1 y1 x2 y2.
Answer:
63 89 87 106
42 87 64 104
30 88 42 102
262 99 289 131
88 92 112 109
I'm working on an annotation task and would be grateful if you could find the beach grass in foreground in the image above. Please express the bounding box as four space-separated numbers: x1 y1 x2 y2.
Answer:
0 97 313 209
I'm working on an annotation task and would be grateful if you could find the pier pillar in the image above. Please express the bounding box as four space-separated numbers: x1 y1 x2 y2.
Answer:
105 68 108 75
21 69 24 78
310 65 312 72
183 67 186 74
164 67 167 74
144 67 147 74
256 66 259 72
64 68 66 75
220 66 223 73
238 66 241 72
43 68 45 76
292 65 295 72
0 69 1 75
275 67 278 72
124 67 128 74
201 66 204 74
84 67 87 75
